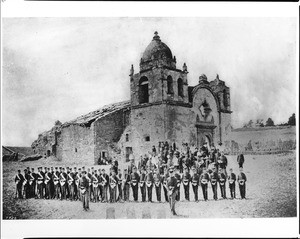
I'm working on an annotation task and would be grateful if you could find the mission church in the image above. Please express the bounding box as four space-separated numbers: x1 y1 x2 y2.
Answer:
32 32 232 165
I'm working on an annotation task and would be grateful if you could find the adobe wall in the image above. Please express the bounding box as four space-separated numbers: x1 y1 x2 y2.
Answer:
94 109 129 164
59 124 95 165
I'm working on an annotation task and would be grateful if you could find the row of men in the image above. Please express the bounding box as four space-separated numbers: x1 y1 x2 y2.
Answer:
14 164 247 203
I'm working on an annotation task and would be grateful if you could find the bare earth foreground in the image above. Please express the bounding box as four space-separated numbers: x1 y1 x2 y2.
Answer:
2 152 297 219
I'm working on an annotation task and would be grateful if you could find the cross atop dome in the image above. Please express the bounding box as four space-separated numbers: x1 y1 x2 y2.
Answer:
153 31 160 41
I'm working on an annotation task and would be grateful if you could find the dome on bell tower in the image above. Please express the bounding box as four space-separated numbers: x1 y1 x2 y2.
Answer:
140 31 176 70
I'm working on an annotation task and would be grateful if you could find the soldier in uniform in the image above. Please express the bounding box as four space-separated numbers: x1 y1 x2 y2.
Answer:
123 169 131 201
237 153 245 168
218 152 228 176
23 169 30 199
210 167 219 200
139 167 147 202
101 168 109 202
162 171 169 202
76 168 82 201
30 168 37 198
59 167 67 200
174 167 181 201
237 167 247 199
116 168 123 202
191 166 199 202
73 167 78 200
53 167 60 199
145 167 154 202
199 168 209 201
130 166 140 202
68 167 76 201
218 168 227 199
153 168 162 202
49 167 55 199
91 170 98 202
228 168 236 199
44 167 51 199
37 167 44 199
79 170 90 211
87 168 93 199
14 170 25 199
109 169 118 203
182 166 191 201
96 169 102 202
167 166 178 216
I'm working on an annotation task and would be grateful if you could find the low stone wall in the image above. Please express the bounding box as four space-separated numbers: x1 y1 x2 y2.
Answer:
224 126 296 154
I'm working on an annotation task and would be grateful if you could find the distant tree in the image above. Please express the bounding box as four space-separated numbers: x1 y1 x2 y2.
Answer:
287 113 296 126
265 118 275 127
256 119 264 127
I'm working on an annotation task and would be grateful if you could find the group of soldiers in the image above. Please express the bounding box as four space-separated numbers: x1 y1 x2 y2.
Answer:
14 142 247 214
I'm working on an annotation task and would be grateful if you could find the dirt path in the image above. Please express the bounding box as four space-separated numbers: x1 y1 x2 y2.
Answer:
2 152 297 219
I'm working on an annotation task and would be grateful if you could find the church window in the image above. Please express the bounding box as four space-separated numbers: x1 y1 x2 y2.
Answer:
125 134 129 142
178 78 184 97
75 148 77 153
139 76 149 104
167 76 174 94
101 151 108 159
145 136 150 142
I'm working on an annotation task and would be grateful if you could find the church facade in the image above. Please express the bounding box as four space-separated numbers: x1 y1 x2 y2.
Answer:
32 32 232 165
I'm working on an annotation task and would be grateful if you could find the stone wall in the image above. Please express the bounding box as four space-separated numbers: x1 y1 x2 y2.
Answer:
59 124 94 165
224 126 296 154
94 109 129 164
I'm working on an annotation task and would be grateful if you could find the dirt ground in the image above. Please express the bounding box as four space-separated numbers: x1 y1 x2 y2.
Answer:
2 151 297 219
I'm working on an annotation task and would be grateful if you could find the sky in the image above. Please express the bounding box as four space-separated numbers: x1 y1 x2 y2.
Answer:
2 17 297 146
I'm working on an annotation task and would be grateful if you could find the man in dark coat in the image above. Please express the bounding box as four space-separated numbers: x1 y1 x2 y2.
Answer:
131 166 140 202
191 166 199 202
210 167 219 200
167 166 178 216
237 167 247 199
228 168 236 199
14 170 25 199
145 167 154 202
182 166 191 201
139 167 147 202
80 170 90 211
237 154 245 168
199 168 210 201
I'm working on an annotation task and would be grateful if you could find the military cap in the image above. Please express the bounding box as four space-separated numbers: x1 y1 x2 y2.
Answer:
59 166 62 169
124 169 128 171
24 169 27 171
55 167 58 169
51 167 53 169
74 167 77 169
31 168 34 170
44 167 47 169
82 170 87 174
101 168 105 172
47 168 50 170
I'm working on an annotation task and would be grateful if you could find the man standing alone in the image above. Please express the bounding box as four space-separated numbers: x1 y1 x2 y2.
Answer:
80 171 90 211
